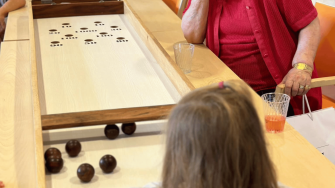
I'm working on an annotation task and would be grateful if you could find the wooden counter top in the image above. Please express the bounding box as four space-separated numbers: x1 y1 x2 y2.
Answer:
1 0 335 187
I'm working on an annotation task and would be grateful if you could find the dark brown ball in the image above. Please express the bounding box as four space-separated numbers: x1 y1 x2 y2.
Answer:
65 140 82 157
99 155 117 173
77 163 95 182
104 124 120 139
121 123 136 135
45 156 63 173
44 148 62 160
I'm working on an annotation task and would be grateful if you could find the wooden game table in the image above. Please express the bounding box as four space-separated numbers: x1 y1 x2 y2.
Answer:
1 0 335 187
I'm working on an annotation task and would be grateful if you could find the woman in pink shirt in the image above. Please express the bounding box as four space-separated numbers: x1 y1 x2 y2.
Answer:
182 0 322 116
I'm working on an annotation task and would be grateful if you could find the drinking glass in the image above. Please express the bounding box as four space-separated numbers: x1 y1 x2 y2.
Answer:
173 43 194 74
261 93 290 133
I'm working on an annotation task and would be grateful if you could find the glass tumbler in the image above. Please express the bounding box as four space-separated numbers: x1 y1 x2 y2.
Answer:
173 43 194 74
261 93 290 133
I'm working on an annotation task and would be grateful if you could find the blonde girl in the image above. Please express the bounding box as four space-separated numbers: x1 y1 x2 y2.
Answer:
158 80 287 188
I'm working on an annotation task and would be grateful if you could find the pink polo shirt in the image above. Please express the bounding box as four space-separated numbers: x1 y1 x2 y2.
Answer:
184 0 322 115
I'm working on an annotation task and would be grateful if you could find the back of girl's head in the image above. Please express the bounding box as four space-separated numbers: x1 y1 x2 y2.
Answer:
162 80 277 188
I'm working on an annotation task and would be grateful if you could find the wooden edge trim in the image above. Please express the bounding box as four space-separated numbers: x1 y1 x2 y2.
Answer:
32 1 124 19
275 83 285 94
28 2 46 188
310 76 335 88
41 104 175 130
275 76 335 94
32 0 118 4
123 0 195 96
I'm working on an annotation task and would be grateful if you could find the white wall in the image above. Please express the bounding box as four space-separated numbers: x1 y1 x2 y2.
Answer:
313 0 335 7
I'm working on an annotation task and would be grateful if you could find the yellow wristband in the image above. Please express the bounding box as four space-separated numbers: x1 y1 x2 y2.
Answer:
293 63 313 74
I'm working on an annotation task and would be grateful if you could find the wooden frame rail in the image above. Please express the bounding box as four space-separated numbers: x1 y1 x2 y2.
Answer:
275 76 335 94
42 104 175 130
31 0 118 5
32 1 124 19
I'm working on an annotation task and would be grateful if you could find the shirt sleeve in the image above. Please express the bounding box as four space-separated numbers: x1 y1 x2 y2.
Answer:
276 0 318 31
183 0 193 14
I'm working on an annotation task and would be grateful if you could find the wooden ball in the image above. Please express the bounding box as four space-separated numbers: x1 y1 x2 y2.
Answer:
121 123 136 135
104 124 120 139
77 163 95 182
99 155 117 173
65 140 82 157
44 148 62 160
45 156 63 173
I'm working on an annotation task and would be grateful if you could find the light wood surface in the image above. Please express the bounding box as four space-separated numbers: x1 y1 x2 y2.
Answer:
28 1 47 187
34 15 175 115
0 41 38 188
2 0 335 187
124 1 194 96
126 0 182 33
4 4 29 41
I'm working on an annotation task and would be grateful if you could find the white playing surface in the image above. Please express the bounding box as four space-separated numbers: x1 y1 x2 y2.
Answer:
37 14 180 188
35 14 178 115
43 121 165 188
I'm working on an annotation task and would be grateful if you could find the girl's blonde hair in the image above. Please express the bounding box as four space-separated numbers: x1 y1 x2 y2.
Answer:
162 80 278 188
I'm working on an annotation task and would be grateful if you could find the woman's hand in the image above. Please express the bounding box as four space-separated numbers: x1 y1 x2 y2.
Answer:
0 181 5 188
281 68 312 97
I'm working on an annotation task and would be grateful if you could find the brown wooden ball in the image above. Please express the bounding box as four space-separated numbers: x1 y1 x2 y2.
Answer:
121 123 136 135
65 140 82 157
104 124 120 139
99 154 117 173
44 148 62 160
77 163 95 182
45 156 63 173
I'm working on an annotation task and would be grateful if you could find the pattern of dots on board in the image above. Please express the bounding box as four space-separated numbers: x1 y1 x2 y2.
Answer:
49 29 60 34
85 39 97 45
111 26 122 31
97 32 113 38
116 37 128 43
62 23 72 28
50 41 63 47
77 28 97 33
94 21 105 26
62 34 78 40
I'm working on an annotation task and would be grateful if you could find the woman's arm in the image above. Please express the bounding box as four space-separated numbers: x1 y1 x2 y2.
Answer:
281 17 321 96
0 0 26 41
181 0 209 44
0 0 25 17
292 17 320 69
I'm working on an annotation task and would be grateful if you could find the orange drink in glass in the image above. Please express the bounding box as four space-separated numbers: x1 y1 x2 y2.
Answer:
261 93 290 133
265 115 286 133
